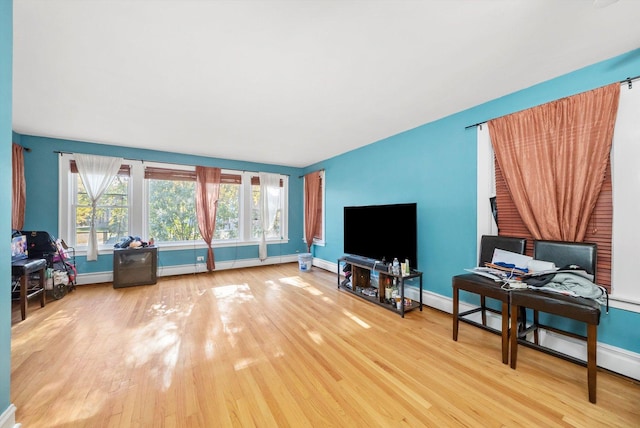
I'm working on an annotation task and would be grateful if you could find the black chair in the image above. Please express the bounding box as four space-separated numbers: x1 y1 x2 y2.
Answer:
510 240 600 403
452 235 526 364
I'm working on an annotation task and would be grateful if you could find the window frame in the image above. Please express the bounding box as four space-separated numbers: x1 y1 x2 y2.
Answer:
59 154 289 256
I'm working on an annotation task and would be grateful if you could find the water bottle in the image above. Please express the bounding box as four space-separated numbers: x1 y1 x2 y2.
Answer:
392 258 400 276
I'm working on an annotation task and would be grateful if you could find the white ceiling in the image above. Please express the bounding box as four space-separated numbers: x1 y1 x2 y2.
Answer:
12 0 640 168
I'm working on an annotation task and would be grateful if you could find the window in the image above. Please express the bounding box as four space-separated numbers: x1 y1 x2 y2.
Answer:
145 166 198 242
59 155 289 253
71 161 130 246
477 126 613 292
494 155 613 291
215 176 241 240
251 176 284 240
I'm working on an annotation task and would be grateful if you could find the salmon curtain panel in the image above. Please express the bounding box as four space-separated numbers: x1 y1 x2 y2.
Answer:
195 166 221 271
487 83 620 242
304 171 322 252
12 143 26 230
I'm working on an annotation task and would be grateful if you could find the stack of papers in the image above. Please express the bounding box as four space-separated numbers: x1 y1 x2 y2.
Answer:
465 248 533 281
465 267 514 281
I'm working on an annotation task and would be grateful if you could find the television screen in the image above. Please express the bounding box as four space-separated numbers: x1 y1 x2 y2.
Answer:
344 203 418 269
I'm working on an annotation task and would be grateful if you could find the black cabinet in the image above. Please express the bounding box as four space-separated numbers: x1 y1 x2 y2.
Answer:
113 246 158 288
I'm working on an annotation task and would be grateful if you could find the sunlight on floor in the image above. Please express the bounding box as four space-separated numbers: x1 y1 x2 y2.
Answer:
213 283 253 350
123 298 196 391
234 357 259 371
341 309 371 329
213 283 255 302
307 330 324 345
279 275 324 296
127 318 181 390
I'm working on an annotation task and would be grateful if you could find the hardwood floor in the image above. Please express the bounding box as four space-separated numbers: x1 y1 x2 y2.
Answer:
11 263 640 427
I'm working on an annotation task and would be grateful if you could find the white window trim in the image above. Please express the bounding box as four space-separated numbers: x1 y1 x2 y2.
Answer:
59 155 289 255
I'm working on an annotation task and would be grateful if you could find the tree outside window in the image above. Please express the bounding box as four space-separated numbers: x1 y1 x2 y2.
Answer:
75 174 129 246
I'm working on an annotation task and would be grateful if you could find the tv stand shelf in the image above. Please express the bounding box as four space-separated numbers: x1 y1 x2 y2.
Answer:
337 256 423 318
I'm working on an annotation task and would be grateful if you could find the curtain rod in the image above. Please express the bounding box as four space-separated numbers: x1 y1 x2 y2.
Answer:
464 74 640 130
14 142 31 152
53 150 290 176
298 168 325 179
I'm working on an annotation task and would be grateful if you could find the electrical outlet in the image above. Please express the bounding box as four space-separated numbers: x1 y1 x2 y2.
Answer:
197 256 204 262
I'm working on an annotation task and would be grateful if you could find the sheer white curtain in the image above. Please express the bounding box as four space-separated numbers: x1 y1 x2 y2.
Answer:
258 173 281 261
75 154 123 261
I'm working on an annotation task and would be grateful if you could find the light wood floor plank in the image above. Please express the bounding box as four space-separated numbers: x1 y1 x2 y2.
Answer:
11 263 640 427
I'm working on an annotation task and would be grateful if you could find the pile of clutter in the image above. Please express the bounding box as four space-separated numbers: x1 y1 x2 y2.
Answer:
113 236 155 249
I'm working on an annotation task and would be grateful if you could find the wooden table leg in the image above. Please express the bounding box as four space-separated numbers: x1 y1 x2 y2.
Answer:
20 275 27 321
38 266 46 308
510 303 519 369
452 286 459 341
501 301 509 364
587 323 597 404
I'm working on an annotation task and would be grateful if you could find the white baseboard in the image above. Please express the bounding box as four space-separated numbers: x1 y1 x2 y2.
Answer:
74 254 300 285
0 404 19 428
313 257 337 273
323 259 640 381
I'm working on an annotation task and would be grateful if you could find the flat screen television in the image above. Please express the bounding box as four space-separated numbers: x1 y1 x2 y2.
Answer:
344 203 418 269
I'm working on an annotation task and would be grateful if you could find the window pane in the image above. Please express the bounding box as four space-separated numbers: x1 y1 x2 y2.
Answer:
75 175 129 246
148 179 200 242
251 183 281 239
215 183 239 240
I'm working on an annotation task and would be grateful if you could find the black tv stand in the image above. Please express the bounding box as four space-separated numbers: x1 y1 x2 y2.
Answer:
337 256 423 318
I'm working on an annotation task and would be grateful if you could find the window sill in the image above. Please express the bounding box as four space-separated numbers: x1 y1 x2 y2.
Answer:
74 238 290 256
608 294 640 313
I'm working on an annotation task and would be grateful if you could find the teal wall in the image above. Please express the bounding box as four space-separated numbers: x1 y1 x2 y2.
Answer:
0 0 11 413
305 48 640 355
17 135 308 274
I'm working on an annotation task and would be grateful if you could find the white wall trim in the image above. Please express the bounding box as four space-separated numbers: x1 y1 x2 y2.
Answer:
0 404 19 428
312 257 336 273
74 254 300 285
607 295 640 313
